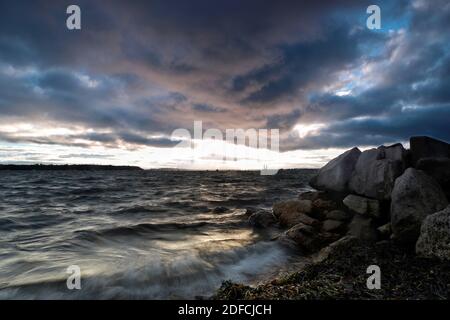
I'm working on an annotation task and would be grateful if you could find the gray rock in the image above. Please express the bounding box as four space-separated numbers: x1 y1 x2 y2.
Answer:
410 136 450 166
326 210 353 221
322 219 345 233
416 157 450 198
379 143 408 164
309 147 361 193
391 168 448 243
349 144 406 200
416 205 450 260
248 210 276 228
343 194 381 218
347 215 378 242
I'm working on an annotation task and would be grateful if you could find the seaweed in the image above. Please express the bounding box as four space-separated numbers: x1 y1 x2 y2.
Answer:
213 241 450 300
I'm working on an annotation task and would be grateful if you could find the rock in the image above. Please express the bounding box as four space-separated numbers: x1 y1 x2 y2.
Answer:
248 210 276 228
326 210 353 221
416 157 450 198
377 223 392 239
309 147 361 193
280 223 338 253
279 223 317 251
410 136 450 166
273 200 318 228
322 219 345 233
343 194 381 218
347 215 378 242
273 200 312 217
280 212 319 228
379 143 408 165
311 198 338 219
212 206 229 214
416 205 450 260
349 144 406 200
391 168 448 243
314 236 360 263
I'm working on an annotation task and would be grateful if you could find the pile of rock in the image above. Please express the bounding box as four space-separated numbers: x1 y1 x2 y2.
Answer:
255 136 450 260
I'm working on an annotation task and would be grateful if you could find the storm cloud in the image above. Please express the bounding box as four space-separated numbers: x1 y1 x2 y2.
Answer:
0 0 449 166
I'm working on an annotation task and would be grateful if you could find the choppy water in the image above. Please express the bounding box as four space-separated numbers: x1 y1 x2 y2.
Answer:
0 169 315 299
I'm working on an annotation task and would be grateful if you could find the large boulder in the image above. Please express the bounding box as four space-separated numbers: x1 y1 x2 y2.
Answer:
379 143 408 164
347 215 378 242
349 144 407 200
416 205 450 260
309 147 361 193
272 200 319 228
416 157 450 198
410 136 450 166
343 194 381 218
391 168 448 243
248 210 276 228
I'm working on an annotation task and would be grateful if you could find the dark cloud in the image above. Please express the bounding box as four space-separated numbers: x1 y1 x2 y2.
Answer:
266 109 302 130
291 0 450 149
0 0 449 157
192 104 226 113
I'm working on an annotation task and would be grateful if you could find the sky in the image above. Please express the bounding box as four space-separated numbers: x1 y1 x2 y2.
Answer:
0 0 449 169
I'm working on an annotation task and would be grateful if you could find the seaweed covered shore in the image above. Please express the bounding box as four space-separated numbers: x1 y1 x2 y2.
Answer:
214 240 450 300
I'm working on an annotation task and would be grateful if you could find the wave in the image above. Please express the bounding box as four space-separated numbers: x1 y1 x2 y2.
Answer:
110 205 169 215
0 169 314 299
0 241 293 299
73 220 247 241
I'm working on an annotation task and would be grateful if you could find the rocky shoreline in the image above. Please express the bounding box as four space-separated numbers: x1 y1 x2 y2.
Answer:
215 136 450 300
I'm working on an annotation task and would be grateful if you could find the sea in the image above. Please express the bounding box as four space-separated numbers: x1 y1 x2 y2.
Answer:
0 169 316 299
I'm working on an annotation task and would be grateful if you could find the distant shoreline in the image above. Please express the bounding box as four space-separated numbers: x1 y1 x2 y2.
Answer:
0 164 144 171
0 165 319 172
